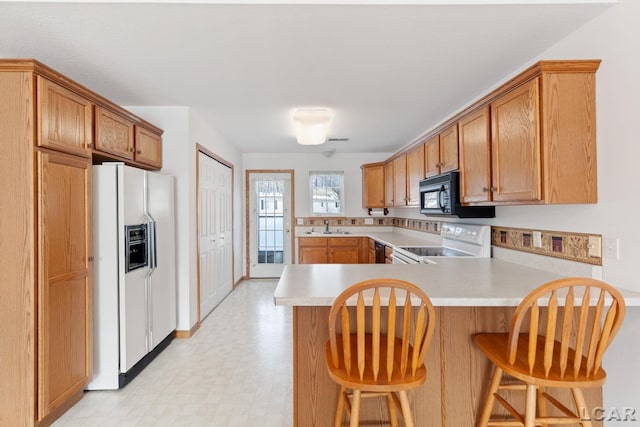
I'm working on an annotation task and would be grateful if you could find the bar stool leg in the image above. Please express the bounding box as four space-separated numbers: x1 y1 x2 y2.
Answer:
524 384 537 427
572 388 593 427
334 386 346 427
350 390 361 427
398 390 414 427
386 393 398 427
477 366 503 426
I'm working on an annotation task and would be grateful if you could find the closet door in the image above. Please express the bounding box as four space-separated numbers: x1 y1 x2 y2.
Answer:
198 152 233 319
38 151 92 419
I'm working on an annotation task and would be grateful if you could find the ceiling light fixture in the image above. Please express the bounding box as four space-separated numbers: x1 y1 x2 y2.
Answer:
292 108 332 145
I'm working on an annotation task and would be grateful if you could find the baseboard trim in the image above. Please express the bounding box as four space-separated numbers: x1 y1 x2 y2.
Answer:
174 321 200 339
234 276 247 288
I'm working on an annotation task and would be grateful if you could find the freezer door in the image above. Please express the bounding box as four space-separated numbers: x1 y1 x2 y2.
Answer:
119 165 150 373
146 171 177 349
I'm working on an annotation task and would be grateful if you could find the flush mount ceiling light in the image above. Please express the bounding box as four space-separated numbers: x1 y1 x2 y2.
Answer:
292 108 332 145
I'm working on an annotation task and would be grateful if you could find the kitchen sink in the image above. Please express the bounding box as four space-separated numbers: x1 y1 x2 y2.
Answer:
304 231 351 235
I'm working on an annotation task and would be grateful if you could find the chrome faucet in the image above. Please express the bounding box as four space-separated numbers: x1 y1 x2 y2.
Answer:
324 220 330 233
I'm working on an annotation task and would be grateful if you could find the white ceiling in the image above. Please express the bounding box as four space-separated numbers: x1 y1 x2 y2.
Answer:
0 1 614 154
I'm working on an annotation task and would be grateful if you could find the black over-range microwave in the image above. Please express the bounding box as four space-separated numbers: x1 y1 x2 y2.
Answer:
419 171 495 218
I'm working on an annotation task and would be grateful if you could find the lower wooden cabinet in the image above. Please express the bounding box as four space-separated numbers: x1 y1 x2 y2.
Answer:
38 151 92 420
368 238 376 264
298 237 364 264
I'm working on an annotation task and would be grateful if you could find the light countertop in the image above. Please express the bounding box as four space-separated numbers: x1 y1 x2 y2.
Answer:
273 260 640 307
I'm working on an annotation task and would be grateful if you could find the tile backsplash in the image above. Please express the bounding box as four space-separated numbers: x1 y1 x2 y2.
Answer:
295 217 603 266
491 226 602 266
296 216 441 234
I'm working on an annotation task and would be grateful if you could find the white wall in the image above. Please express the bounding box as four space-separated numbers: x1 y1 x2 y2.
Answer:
126 106 243 333
243 152 391 219
395 2 640 421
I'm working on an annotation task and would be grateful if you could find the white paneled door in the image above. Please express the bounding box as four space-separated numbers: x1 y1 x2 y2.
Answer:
248 172 292 278
198 152 233 320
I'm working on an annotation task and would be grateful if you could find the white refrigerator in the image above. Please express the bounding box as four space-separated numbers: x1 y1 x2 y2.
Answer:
88 163 176 390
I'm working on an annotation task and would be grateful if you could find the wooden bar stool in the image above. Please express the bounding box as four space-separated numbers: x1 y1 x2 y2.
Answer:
475 277 626 427
325 278 436 427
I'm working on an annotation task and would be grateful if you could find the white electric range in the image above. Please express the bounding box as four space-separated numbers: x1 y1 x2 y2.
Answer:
391 223 491 264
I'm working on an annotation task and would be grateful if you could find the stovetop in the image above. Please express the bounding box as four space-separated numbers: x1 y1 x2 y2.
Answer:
398 246 472 257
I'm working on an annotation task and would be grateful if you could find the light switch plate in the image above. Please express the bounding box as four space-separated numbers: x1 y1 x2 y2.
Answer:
296 218 303 225
604 237 619 260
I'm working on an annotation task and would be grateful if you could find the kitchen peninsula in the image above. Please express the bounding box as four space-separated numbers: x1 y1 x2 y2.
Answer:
274 262 640 427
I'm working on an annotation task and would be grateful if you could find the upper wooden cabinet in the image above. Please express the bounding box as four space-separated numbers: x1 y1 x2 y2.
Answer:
383 161 394 208
460 62 598 205
364 60 599 207
37 76 93 159
459 106 492 204
424 125 459 178
406 143 425 206
94 106 135 160
424 135 440 178
134 125 163 169
393 154 407 207
490 79 541 203
361 162 385 209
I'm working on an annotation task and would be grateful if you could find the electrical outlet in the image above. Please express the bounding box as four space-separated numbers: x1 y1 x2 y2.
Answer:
604 237 619 260
588 236 602 258
296 218 303 225
533 231 543 248
364 218 374 225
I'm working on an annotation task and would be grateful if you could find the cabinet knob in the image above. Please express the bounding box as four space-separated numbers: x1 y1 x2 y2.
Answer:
87 143 94 149
130 147 135 153
137 150 142 154
88 256 94 262
482 187 488 192
490 186 497 192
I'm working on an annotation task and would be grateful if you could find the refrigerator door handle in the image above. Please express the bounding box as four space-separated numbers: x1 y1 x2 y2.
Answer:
150 219 158 270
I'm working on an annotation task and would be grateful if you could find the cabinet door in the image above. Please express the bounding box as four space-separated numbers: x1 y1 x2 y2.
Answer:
392 154 407 207
406 143 425 206
328 238 360 264
362 164 385 208
459 107 492 204
439 124 459 173
491 79 541 202
134 126 163 169
298 238 328 264
38 151 92 420
424 135 440 178
383 161 394 207
37 77 93 158
94 106 134 159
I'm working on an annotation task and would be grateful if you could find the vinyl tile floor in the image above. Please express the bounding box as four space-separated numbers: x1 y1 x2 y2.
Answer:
53 279 293 427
